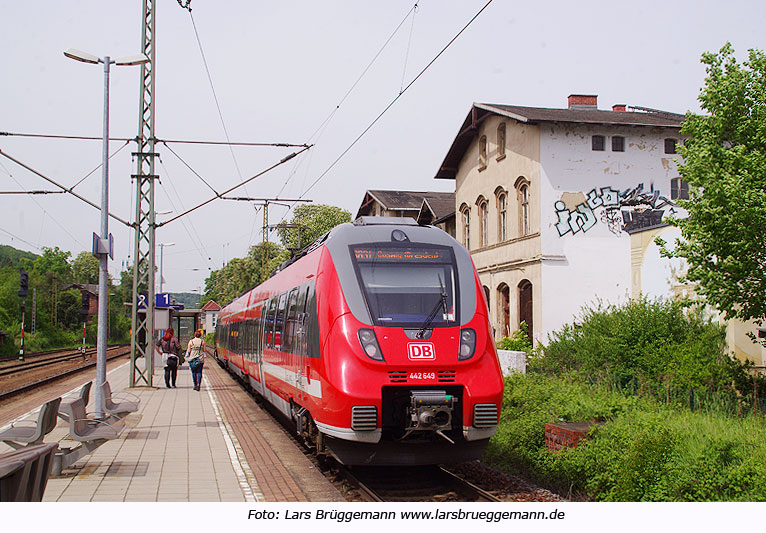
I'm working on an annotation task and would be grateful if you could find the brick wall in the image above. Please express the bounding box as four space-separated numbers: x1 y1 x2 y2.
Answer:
544 422 598 452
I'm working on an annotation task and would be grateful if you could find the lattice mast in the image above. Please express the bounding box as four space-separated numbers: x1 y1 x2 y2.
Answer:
129 0 157 387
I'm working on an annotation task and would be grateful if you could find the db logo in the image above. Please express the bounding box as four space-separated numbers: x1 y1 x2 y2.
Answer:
407 342 436 360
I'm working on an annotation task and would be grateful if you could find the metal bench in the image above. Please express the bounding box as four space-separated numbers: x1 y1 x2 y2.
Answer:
57 381 91 423
102 381 140 417
52 397 124 475
0 397 62 450
0 442 58 501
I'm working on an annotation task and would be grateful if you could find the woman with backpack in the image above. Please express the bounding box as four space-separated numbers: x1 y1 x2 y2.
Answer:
187 330 206 391
156 328 181 388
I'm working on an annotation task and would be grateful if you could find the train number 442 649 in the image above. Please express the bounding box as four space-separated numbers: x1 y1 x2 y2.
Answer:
409 372 435 380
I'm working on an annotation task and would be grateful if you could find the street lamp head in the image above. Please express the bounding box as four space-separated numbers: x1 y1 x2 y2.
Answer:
64 48 100 64
115 54 149 66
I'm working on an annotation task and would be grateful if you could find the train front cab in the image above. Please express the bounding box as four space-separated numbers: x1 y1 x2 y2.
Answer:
313 219 504 465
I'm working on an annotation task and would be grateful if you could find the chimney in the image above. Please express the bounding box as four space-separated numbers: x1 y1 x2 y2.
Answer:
612 104 627 112
568 94 598 109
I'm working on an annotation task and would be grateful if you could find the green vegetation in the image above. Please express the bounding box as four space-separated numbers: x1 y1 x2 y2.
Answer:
0 245 132 356
497 321 533 352
204 203 350 306
659 44 766 333
486 297 766 501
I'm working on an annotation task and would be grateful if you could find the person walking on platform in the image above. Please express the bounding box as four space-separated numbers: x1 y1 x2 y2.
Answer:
157 328 181 388
187 330 206 391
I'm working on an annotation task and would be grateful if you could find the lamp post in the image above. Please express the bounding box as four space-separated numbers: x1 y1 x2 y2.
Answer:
65 48 148 419
158 242 175 293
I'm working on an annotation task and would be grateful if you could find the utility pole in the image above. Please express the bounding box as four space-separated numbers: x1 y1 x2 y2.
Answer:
130 0 157 387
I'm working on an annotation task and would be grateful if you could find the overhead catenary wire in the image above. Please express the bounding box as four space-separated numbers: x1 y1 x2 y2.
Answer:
157 156 216 273
0 156 88 248
186 9 249 195
274 2 420 203
156 145 312 228
0 149 131 227
293 0 495 207
0 131 307 148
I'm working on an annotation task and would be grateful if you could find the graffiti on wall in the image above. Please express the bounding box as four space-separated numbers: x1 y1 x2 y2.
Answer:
555 183 676 237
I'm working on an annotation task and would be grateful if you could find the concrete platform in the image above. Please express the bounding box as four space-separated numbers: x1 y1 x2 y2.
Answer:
0 357 343 502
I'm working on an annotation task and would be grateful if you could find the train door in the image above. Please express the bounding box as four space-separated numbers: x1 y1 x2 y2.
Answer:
285 288 299 392
294 285 309 392
263 297 278 403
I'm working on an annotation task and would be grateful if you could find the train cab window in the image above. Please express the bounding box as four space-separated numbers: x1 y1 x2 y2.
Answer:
351 244 459 328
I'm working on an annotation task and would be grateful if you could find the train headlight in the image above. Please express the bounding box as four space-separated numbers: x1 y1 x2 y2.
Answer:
358 328 384 361
458 328 476 360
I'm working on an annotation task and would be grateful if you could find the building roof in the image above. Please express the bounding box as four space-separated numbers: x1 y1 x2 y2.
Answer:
356 190 455 218
62 283 99 295
435 102 685 180
417 194 456 225
201 300 221 311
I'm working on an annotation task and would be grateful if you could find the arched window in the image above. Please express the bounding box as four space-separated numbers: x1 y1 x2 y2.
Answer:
483 285 490 313
497 123 506 160
518 280 533 343
460 203 470 249
497 283 510 338
520 185 530 236
495 187 507 242
515 177 531 237
478 135 488 170
477 197 489 247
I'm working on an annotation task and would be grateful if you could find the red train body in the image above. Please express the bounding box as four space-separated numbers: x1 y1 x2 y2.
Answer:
215 217 503 465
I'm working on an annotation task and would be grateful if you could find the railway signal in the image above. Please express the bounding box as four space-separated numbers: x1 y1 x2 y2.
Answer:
18 271 28 361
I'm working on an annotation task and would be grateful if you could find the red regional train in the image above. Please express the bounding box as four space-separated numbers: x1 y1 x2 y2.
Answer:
214 217 503 465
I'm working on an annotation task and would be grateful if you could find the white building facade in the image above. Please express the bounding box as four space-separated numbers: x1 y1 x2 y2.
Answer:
436 95 686 346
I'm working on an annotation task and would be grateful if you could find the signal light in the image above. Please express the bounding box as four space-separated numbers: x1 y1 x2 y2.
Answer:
18 271 28 298
81 292 91 317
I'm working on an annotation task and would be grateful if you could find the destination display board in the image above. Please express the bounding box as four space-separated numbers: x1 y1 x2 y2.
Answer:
352 246 450 264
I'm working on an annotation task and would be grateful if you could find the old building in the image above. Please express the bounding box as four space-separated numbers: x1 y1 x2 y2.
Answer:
435 95 686 344
200 299 221 334
356 189 456 237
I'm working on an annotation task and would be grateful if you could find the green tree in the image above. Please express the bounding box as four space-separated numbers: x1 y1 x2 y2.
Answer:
277 203 351 251
660 44 766 327
72 251 100 284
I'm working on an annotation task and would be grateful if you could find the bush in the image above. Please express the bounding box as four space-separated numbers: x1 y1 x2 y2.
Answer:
529 297 758 398
486 373 766 501
497 321 533 352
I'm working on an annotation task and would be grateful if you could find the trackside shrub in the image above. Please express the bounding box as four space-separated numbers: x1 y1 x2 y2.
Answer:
528 297 761 399
486 373 766 501
497 321 533 352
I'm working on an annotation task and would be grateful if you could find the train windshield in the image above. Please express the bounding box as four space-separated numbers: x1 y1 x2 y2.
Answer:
351 244 458 328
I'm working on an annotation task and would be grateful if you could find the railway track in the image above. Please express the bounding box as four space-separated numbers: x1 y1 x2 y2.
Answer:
0 347 99 377
0 345 130 401
340 464 500 502
213 349 502 502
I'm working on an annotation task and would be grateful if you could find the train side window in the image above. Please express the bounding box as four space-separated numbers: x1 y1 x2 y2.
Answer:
274 293 288 351
305 281 320 358
284 288 299 354
254 303 263 358
296 284 309 357
265 298 277 348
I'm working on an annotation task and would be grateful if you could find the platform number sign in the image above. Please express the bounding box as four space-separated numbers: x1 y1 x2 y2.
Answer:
156 293 171 308
137 294 147 309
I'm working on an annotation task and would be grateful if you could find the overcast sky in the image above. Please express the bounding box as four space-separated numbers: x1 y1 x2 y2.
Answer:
1 0 765 296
